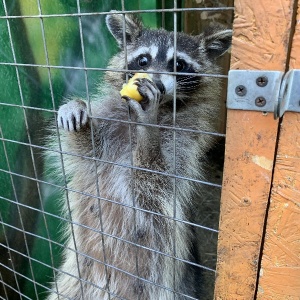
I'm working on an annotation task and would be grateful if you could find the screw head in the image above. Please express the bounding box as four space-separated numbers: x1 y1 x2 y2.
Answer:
255 96 267 107
256 76 268 87
235 85 247 96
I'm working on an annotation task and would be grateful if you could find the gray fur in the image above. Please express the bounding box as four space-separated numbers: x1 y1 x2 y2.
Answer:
47 12 231 300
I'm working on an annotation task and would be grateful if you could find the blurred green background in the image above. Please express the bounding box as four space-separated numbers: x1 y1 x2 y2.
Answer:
0 0 232 299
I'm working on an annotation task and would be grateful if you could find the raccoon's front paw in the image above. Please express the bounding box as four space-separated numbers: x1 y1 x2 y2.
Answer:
125 79 162 124
57 99 88 132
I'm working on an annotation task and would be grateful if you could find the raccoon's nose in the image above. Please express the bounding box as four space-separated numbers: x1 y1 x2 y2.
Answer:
153 80 165 95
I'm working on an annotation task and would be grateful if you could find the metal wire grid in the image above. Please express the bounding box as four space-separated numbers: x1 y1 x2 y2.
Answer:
0 0 233 299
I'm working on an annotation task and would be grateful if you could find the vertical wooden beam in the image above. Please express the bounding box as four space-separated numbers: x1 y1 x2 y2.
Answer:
257 2 300 299
214 0 295 299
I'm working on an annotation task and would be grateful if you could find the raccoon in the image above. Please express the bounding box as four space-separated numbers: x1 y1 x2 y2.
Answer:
47 12 231 300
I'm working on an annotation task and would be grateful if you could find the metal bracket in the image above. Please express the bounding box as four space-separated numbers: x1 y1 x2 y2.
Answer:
275 69 300 119
227 69 300 119
227 70 284 114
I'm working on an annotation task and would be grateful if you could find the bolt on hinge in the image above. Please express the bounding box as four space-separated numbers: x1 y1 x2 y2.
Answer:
227 70 300 119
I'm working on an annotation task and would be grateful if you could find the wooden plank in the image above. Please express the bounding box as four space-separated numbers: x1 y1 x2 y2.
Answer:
290 1 300 70
257 2 300 299
214 0 295 298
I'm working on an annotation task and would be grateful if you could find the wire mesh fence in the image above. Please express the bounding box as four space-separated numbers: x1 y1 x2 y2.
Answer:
0 1 233 299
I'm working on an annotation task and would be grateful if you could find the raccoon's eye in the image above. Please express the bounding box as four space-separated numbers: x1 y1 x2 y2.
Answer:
168 58 187 72
138 55 149 67
128 54 151 71
176 59 186 72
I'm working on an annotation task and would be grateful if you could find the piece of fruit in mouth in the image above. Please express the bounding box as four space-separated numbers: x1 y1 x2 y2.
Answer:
120 73 152 102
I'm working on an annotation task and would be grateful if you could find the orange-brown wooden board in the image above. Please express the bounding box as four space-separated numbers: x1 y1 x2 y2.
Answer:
290 1 300 70
214 111 279 300
257 2 300 299
214 0 296 299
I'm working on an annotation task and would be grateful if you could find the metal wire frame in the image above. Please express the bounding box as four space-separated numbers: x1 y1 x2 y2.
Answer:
0 192 219 262
0 130 221 299
1 0 56 298
0 63 229 79
0 134 223 189
0 215 205 300
0 1 232 299
0 124 222 300
0 7 234 20
0 187 218 297
0 168 220 236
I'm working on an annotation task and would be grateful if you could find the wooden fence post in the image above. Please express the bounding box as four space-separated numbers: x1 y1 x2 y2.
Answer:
257 2 300 299
214 0 296 299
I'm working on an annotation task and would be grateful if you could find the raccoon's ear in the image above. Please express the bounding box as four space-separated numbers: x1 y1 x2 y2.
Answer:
106 11 143 48
201 26 232 58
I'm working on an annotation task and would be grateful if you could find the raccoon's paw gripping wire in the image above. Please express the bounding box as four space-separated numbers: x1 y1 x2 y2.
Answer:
57 99 88 132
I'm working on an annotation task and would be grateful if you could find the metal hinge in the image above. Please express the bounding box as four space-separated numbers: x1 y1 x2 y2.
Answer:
227 69 300 119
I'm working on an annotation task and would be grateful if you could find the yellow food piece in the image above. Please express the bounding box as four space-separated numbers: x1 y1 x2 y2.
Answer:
120 73 152 102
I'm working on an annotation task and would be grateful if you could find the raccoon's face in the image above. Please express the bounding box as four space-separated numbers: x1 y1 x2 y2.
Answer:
106 12 232 102
124 30 209 99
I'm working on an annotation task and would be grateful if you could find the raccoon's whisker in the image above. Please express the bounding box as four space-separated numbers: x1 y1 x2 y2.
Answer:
177 80 202 91
177 78 201 86
178 81 201 87
177 98 188 106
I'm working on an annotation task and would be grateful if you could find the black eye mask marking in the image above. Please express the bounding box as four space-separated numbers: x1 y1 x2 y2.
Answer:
127 53 152 71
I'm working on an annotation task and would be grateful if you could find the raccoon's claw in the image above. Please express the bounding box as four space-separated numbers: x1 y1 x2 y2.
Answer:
57 99 88 132
126 78 161 124
137 78 161 110
136 78 162 106
120 95 131 102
